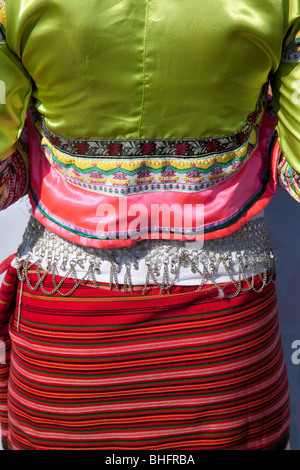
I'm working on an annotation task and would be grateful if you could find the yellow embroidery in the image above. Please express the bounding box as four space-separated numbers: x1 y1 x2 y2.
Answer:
0 0 6 29
42 130 258 173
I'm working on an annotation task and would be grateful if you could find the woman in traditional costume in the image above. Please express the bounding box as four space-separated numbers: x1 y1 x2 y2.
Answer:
0 0 299 450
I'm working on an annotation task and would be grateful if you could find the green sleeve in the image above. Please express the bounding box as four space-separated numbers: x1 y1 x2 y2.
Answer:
0 12 32 162
271 15 300 173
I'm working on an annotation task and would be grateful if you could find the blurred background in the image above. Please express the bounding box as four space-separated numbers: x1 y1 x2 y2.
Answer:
0 189 300 450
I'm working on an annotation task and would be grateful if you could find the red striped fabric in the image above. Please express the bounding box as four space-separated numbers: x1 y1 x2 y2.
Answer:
0 265 290 450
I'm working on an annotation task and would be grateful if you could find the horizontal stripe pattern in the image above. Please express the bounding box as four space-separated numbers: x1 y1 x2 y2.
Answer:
0 264 15 450
0 265 290 450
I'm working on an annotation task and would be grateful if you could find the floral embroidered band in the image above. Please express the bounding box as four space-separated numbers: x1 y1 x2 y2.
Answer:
39 86 266 196
278 155 300 203
281 31 300 63
0 146 30 211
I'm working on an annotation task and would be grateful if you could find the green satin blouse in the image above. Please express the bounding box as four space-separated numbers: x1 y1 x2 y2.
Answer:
1 0 300 170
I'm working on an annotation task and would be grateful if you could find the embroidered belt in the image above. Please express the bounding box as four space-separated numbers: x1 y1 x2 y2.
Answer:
15 215 276 299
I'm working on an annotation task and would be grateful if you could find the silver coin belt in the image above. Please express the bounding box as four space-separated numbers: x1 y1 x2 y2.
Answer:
15 215 276 301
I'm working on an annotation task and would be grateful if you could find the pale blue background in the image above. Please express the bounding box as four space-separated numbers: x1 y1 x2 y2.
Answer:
0 189 299 450
264 189 300 451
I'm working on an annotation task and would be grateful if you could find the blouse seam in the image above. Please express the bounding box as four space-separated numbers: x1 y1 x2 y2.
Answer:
138 0 151 139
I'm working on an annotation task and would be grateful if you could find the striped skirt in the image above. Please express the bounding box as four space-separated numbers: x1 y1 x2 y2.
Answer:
0 264 290 450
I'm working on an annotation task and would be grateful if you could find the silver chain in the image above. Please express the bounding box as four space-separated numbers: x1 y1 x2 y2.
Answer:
15 215 276 299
